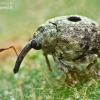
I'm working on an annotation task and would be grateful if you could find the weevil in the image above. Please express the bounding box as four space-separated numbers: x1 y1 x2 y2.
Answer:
1 15 100 85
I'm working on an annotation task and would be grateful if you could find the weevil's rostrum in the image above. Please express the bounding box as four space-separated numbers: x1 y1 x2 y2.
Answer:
13 15 100 85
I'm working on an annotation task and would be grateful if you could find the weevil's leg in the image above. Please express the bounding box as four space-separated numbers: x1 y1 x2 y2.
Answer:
52 55 68 73
74 54 99 77
53 56 80 86
53 53 82 73
65 71 78 86
61 63 81 86
43 54 52 71
0 46 18 56
86 60 100 77
60 60 82 73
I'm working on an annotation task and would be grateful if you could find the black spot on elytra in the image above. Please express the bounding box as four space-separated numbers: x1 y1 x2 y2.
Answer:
79 43 84 47
83 36 90 41
92 23 95 25
74 28 79 31
84 45 89 50
91 29 97 32
96 34 100 43
85 28 88 32
68 16 81 22
91 48 99 53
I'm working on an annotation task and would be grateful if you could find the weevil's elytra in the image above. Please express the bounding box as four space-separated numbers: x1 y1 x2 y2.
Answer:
13 15 100 85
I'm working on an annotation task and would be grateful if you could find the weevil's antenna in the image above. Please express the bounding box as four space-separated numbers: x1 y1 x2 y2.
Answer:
13 42 31 73
0 46 18 56
43 54 52 72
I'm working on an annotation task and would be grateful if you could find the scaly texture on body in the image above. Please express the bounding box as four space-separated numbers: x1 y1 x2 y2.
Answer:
13 15 100 85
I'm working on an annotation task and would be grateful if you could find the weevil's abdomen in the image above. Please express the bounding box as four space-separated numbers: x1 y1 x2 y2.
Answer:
48 15 100 60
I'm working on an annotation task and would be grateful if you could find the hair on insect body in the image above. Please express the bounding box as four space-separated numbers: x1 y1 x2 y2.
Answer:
1 15 100 86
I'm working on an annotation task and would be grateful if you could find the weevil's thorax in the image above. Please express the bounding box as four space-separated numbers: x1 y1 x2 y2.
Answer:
33 21 58 54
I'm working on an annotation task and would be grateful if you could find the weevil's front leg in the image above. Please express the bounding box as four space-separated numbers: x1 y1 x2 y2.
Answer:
53 54 82 73
52 55 68 73
43 53 52 71
44 54 77 85
53 53 82 73
59 60 82 86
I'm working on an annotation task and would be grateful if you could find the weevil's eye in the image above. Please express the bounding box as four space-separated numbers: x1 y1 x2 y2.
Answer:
31 40 41 50
68 16 81 22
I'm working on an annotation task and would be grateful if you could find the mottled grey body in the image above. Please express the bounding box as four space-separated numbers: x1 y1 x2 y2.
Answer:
32 15 100 73
13 15 100 84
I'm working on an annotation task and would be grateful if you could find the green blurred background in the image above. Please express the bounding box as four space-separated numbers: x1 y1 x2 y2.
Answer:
0 0 100 100
0 0 100 42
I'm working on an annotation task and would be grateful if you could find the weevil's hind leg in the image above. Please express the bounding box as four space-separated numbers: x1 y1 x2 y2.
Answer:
0 46 18 56
76 54 100 77
43 54 52 71
74 54 100 77
86 60 100 77
65 71 78 86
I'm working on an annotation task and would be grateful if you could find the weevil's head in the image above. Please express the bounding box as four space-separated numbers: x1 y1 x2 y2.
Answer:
13 39 42 73
32 23 57 54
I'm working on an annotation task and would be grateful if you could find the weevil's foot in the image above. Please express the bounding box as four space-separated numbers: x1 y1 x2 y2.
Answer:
65 72 78 86
88 69 100 77
65 79 78 86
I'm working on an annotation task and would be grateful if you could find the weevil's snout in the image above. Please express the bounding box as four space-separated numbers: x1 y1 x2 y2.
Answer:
13 42 31 73
31 40 41 50
13 40 41 74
